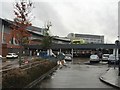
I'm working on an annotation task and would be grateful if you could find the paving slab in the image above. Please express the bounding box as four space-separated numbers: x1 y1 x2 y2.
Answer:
100 67 120 88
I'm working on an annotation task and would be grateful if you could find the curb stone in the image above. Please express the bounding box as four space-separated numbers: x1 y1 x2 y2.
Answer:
99 68 120 89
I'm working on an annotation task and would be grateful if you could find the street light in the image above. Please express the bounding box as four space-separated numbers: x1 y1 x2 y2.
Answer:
115 40 120 76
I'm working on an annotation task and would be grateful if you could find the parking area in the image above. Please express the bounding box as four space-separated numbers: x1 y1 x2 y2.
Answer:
35 58 112 88
1 56 38 70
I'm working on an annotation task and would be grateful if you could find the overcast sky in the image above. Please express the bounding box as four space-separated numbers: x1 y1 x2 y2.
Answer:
0 0 119 43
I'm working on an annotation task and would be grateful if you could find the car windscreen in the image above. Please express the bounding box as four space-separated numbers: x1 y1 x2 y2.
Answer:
13 54 16 55
65 54 72 57
103 55 109 57
7 54 12 55
90 55 98 58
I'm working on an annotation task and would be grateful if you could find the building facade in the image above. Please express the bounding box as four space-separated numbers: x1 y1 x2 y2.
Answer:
67 33 104 44
0 18 70 56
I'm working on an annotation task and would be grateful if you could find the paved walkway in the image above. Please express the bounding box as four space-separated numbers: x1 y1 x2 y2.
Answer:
100 67 120 88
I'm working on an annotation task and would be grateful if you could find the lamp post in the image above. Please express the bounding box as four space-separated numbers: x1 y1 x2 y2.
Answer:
114 43 117 69
115 40 120 76
117 41 120 76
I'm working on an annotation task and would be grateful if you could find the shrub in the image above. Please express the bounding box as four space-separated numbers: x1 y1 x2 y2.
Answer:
2 68 30 88
2 60 57 88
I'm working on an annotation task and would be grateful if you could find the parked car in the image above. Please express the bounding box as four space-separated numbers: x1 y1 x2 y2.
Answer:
64 54 72 61
0 55 2 60
102 54 109 61
6 53 18 59
108 54 119 64
0 55 2 58
90 54 99 63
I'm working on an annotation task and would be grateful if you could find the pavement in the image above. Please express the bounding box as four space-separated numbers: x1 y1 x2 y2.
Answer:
99 67 120 88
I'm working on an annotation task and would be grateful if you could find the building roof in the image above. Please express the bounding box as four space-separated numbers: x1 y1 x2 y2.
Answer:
75 34 104 38
27 26 46 33
53 36 70 42
1 18 70 43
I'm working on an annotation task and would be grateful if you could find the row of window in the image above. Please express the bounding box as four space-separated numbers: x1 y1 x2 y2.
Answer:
79 38 103 43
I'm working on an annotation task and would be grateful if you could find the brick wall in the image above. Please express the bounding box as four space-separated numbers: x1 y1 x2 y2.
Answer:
2 44 8 57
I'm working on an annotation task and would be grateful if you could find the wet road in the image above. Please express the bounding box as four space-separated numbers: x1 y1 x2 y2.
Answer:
35 58 113 88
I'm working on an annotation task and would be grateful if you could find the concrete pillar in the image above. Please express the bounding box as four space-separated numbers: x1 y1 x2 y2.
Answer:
113 49 119 57
71 49 73 63
30 50 32 56
60 48 61 53
113 48 119 69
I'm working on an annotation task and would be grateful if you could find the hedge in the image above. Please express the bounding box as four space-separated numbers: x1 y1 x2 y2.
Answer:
2 59 57 88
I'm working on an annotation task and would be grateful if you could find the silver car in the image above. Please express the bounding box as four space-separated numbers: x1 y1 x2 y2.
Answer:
108 54 119 64
64 54 72 61
102 54 109 61
90 55 99 63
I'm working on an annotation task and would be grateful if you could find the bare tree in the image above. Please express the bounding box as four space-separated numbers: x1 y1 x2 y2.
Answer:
10 0 34 66
42 21 53 56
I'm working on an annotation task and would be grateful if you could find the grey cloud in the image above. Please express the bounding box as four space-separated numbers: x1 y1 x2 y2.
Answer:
32 2 69 36
94 2 118 42
1 2 14 20
59 1 118 43
1 0 119 43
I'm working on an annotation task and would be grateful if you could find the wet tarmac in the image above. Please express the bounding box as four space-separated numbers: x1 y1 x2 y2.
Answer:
35 58 113 88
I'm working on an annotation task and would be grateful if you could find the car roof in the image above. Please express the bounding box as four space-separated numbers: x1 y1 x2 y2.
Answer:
91 55 98 56
103 54 109 55
8 53 16 54
65 54 72 55
109 54 114 56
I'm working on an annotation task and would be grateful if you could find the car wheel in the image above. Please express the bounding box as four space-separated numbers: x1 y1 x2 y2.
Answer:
108 61 111 64
90 61 92 63
108 61 109 64
97 61 100 63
